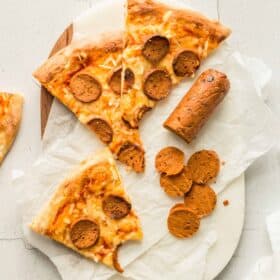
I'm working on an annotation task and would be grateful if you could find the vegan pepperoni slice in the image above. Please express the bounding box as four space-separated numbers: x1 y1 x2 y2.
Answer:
155 146 184 175
160 166 193 197
70 73 102 102
172 50 200 77
87 118 113 144
102 195 131 220
187 150 220 184
184 184 217 218
108 68 135 95
117 142 145 173
143 69 172 101
142 35 170 64
167 207 200 238
70 219 100 249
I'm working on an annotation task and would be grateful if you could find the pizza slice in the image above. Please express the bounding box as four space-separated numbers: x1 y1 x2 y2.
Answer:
30 148 143 272
33 34 145 172
121 0 231 128
0 92 23 163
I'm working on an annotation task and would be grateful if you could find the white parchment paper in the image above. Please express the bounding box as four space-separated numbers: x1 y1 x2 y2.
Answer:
18 0 279 279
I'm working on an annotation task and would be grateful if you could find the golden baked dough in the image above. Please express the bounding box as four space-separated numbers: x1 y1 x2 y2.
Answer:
0 92 23 164
121 0 231 128
30 149 143 271
33 35 145 172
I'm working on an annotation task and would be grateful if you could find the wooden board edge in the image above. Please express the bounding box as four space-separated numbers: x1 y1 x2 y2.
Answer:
40 24 73 137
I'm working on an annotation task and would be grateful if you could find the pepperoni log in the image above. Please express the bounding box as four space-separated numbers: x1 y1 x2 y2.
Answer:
70 73 102 103
143 69 172 101
142 35 170 64
164 69 230 143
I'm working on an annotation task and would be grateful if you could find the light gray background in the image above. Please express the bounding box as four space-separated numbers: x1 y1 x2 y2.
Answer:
0 0 279 279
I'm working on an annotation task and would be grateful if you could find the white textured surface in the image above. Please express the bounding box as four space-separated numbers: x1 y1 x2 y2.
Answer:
0 0 279 279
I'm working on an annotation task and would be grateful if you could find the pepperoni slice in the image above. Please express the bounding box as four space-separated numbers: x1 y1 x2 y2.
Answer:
155 146 184 175
117 142 145 173
184 184 217 218
70 219 99 249
108 68 135 95
142 35 170 64
102 195 131 219
70 73 102 102
187 150 220 184
167 207 200 238
87 118 113 144
143 69 172 100
124 68 135 92
172 50 200 77
160 166 193 197
112 245 124 273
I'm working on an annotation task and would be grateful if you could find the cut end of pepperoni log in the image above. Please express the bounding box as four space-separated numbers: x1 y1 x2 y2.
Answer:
117 142 145 172
70 73 102 102
142 35 170 64
102 195 131 220
108 68 135 95
143 69 172 101
70 219 100 249
172 50 200 77
87 118 113 144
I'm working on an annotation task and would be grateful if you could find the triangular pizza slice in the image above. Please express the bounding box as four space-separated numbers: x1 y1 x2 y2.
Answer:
34 34 145 172
121 0 231 128
0 92 23 163
30 149 143 272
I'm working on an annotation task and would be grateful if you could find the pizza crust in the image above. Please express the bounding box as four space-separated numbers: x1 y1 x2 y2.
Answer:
0 93 24 164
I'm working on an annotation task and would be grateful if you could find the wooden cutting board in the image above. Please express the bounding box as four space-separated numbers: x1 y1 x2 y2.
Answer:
40 24 73 137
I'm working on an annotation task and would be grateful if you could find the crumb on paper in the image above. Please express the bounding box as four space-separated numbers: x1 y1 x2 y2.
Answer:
223 200 229 206
222 161 226 166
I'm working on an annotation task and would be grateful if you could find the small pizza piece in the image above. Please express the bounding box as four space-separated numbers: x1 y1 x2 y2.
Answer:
167 206 200 238
33 35 145 172
155 146 184 175
121 0 231 128
223 200 229 206
160 166 192 197
184 184 217 218
164 69 230 143
30 149 143 271
0 93 24 164
187 150 220 184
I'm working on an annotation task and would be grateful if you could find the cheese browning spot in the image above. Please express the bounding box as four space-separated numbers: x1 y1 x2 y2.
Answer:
70 219 99 249
143 69 172 100
155 146 184 175
142 35 170 64
160 166 193 197
124 68 135 92
117 142 145 173
102 195 131 219
70 73 102 103
172 50 200 77
184 184 217 218
167 207 200 238
187 150 220 184
87 118 113 144
112 245 124 273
